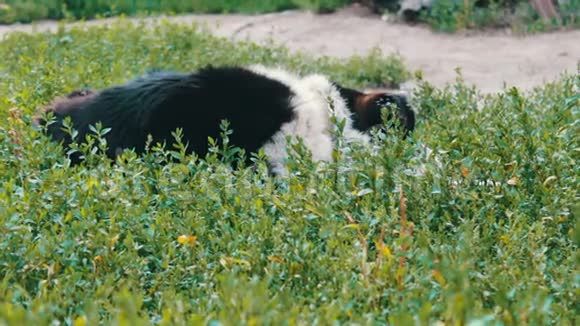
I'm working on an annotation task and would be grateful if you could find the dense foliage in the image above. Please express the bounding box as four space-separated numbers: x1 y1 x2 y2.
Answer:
0 0 578 32
0 0 350 23
417 0 579 33
0 19 578 325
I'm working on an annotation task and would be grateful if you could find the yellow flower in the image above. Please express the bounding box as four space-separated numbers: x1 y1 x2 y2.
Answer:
73 316 86 326
379 245 393 261
177 235 197 245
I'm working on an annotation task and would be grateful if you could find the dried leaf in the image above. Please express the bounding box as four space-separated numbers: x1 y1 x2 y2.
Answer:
507 177 519 186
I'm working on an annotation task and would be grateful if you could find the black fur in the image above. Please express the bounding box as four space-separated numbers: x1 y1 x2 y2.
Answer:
37 67 295 164
36 66 415 166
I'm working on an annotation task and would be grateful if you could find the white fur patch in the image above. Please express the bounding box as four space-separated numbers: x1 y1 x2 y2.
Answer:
248 65 369 175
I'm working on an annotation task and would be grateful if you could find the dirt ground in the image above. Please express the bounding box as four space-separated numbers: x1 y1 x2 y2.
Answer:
1 5 578 93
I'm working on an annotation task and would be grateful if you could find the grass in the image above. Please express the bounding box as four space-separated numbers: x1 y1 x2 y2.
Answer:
0 19 578 325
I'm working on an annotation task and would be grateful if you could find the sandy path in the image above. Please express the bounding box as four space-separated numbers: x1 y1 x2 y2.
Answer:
0 7 578 93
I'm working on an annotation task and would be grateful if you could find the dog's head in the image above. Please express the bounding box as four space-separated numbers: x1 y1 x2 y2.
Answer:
370 92 415 136
338 86 415 136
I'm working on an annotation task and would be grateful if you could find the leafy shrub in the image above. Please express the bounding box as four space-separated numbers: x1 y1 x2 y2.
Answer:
417 0 579 32
0 19 577 325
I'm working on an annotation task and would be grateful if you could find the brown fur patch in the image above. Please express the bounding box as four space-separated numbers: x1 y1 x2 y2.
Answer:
48 90 98 115
356 93 382 110
354 93 382 127
32 90 98 129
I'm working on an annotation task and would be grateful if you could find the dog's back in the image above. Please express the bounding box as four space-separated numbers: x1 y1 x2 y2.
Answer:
35 67 296 163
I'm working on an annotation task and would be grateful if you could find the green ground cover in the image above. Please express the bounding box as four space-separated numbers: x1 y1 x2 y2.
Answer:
0 19 577 325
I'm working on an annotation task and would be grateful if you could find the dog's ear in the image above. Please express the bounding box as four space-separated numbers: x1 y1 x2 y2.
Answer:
335 85 378 131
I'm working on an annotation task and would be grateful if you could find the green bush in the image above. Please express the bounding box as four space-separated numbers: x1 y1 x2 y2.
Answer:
419 0 580 33
0 19 577 325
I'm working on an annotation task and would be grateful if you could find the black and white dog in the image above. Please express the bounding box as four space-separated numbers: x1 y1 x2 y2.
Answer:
35 65 415 175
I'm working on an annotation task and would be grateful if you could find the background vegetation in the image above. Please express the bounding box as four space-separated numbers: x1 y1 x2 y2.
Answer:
0 0 578 32
0 0 349 23
0 19 577 325
418 0 579 33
